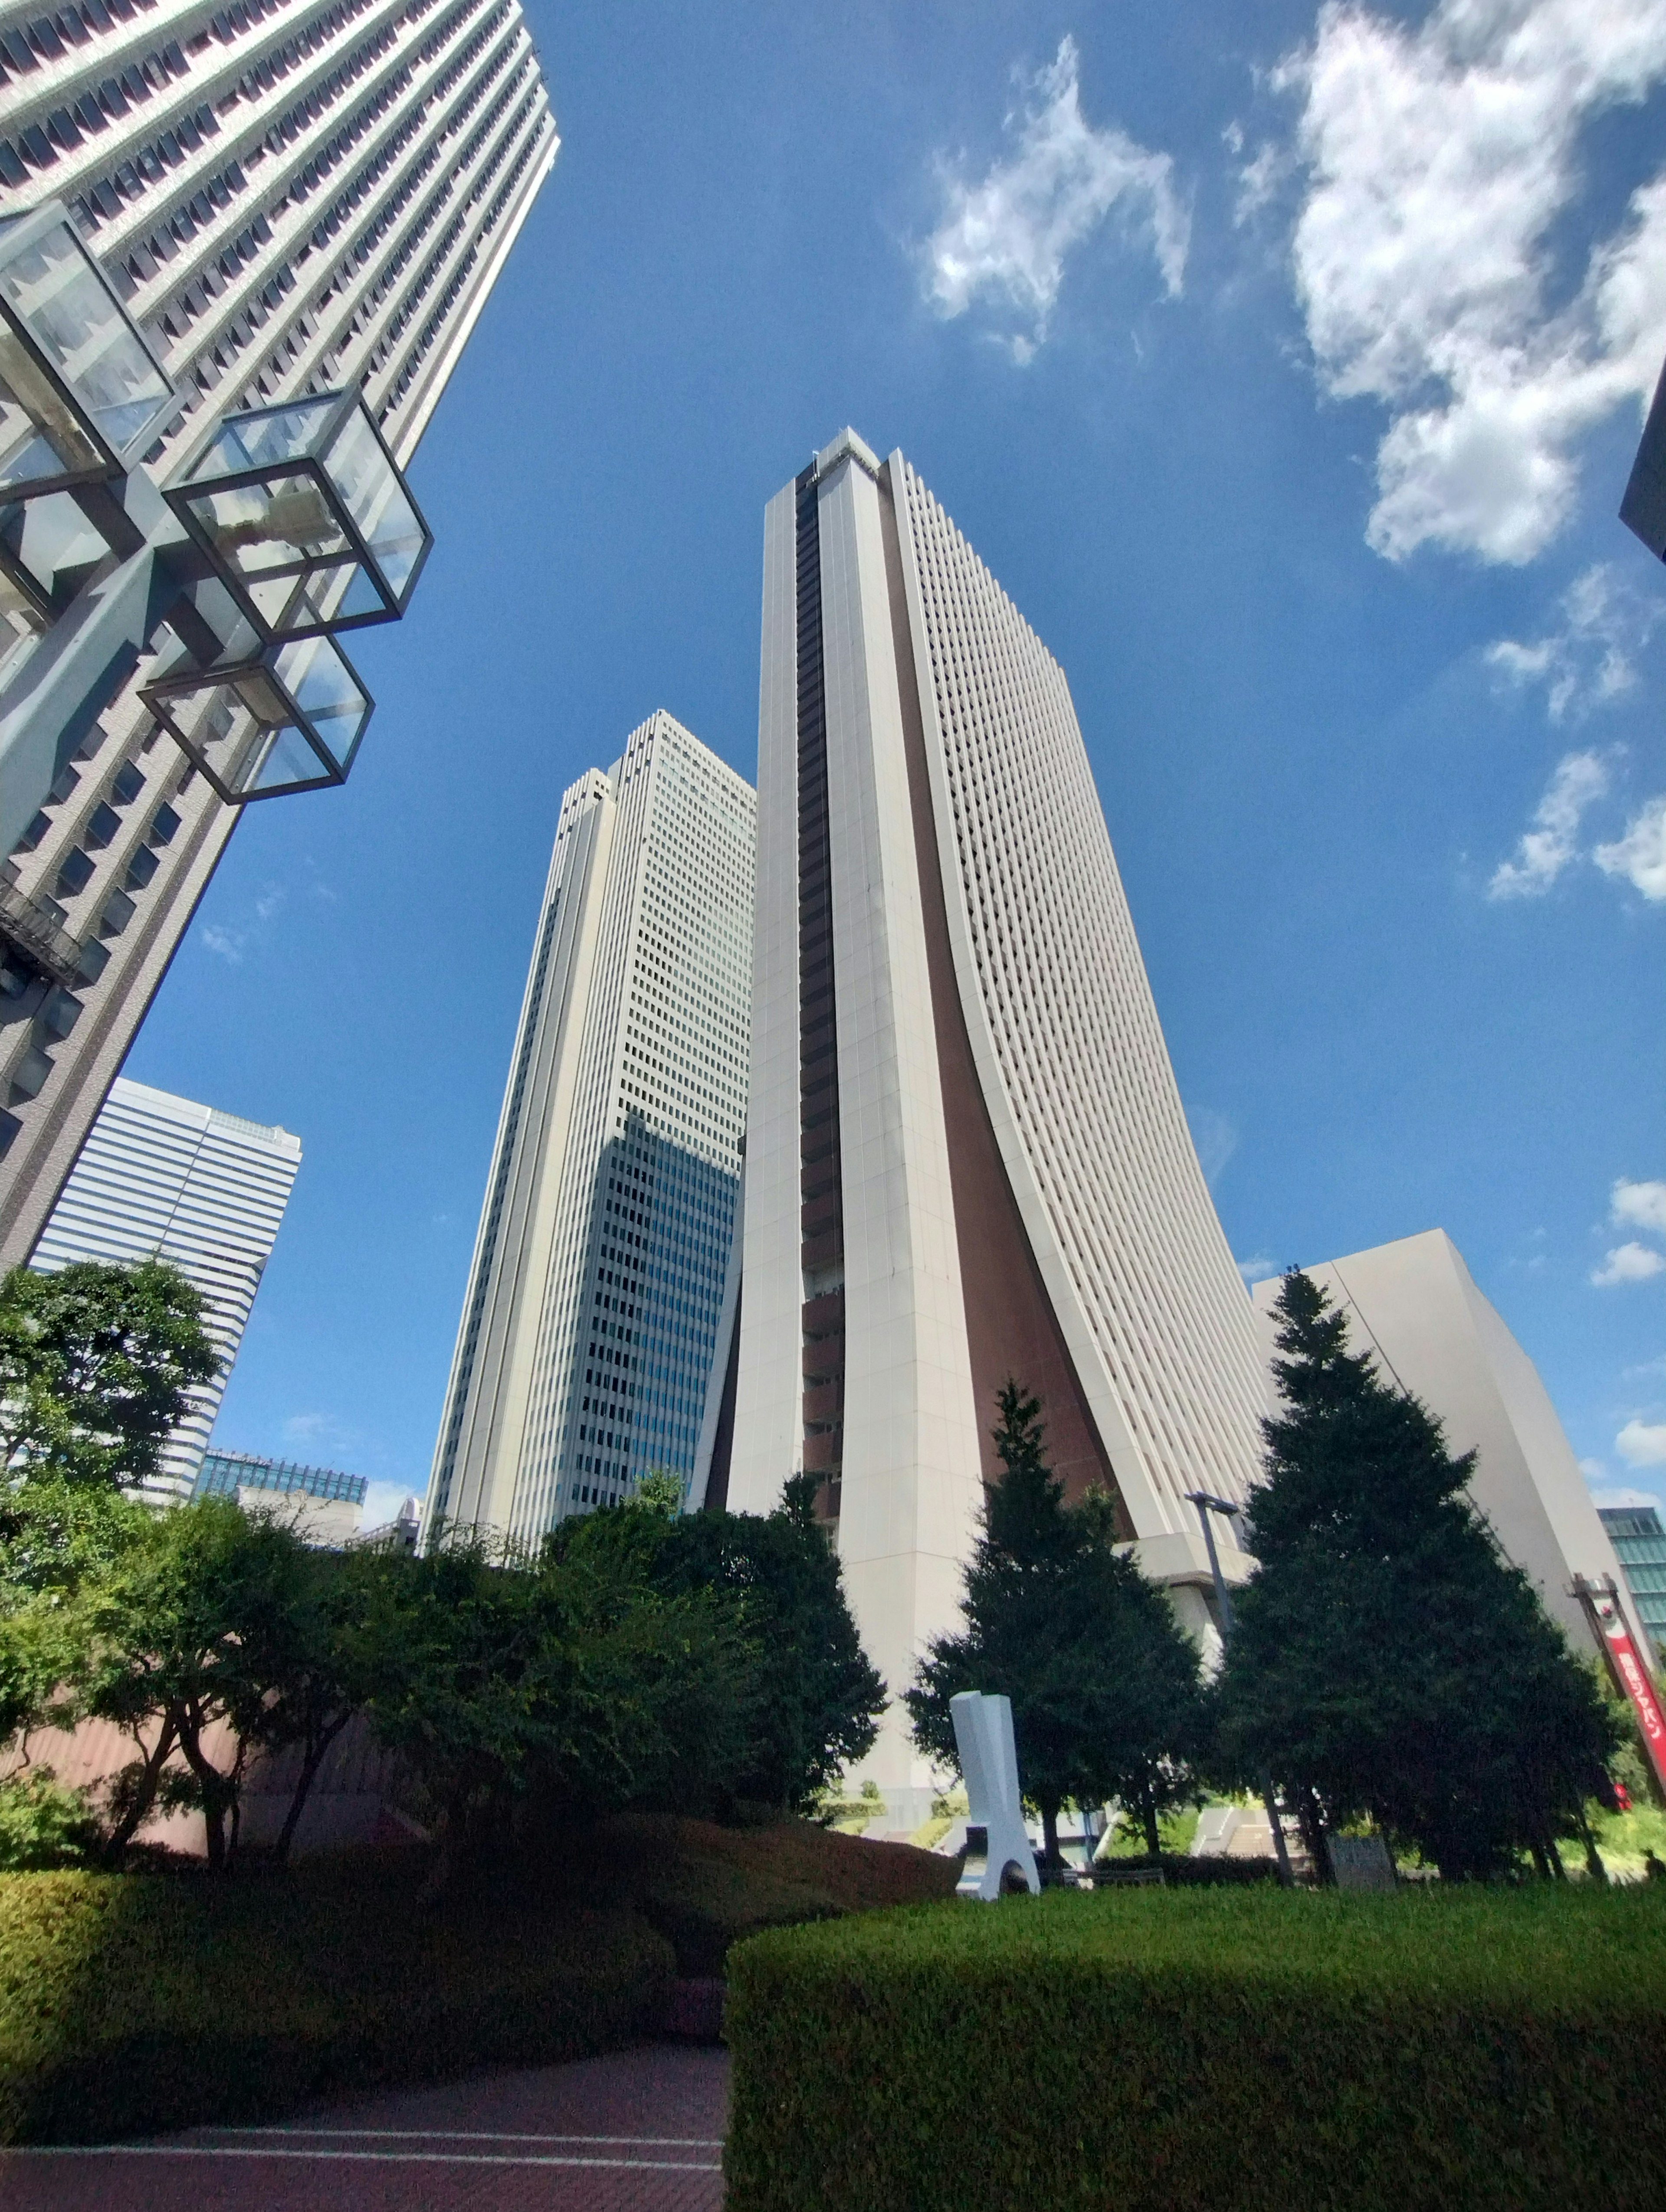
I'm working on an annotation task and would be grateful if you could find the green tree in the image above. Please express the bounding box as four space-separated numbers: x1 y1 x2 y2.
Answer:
549 1470 886 1813
1213 1270 1622 1880
75 1497 314 1869
905 1382 1204 1864
0 1475 148 1750
0 1260 219 1489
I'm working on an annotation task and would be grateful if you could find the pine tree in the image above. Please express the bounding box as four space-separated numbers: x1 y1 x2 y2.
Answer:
906 1381 1203 1863
1214 1270 1621 1879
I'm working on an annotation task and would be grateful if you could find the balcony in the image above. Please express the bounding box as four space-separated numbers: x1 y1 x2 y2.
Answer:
0 861 82 988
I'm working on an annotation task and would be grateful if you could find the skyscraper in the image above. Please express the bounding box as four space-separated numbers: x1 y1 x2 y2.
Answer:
1251 1230 1649 1663
0 0 557 1266
33 1071 302 1498
719 429 1268 1817
426 709 754 1548
1597 1505 1666 1670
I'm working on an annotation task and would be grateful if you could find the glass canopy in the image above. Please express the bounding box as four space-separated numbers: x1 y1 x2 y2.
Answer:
0 204 176 497
140 632 373 804
166 388 432 641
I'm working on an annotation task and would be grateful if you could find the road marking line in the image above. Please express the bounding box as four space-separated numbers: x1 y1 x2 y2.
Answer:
213 2127 724 2148
3 2146 722 2172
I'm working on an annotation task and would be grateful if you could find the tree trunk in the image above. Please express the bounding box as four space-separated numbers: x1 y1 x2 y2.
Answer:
1297 1785 1334 1885
1040 1801 1062 1868
1141 1793 1161 1860
174 1705 234 1873
99 1713 178 1866
274 1713 351 1865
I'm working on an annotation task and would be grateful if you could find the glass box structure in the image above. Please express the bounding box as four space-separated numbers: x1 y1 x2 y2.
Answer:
141 630 372 804
1598 1505 1666 1668
166 390 431 641
0 201 175 497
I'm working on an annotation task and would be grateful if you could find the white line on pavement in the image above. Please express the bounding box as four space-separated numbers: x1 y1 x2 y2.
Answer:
3 2146 723 2172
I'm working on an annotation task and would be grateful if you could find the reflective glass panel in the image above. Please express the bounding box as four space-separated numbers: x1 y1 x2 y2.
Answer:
324 407 426 599
243 721 331 795
274 634 370 774
0 218 171 459
182 470 348 579
188 398 337 479
0 329 103 491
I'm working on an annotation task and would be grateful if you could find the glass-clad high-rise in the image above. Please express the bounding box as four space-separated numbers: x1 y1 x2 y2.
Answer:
0 0 557 1268
425 710 755 1547
33 1072 301 1499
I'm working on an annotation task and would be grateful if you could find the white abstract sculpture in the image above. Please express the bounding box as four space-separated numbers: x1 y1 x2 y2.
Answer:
951 1691 1040 1901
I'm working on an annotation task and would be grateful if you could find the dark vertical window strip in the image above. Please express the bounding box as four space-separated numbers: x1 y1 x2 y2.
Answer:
796 469 844 1528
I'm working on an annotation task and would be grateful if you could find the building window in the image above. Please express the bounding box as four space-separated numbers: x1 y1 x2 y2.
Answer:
55 849 95 898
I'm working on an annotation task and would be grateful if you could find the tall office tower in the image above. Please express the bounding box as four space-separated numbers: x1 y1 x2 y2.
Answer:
1253 1231 1648 1662
33 1072 302 1499
425 710 754 1549
0 0 557 1264
722 430 1268 1819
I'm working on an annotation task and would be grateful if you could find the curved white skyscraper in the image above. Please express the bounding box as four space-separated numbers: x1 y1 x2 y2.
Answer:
720 431 1266 1816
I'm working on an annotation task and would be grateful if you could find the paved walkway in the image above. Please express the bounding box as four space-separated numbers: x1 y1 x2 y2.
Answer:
0 2045 729 2211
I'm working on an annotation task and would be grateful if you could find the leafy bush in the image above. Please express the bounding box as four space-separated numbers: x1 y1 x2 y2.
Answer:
725 1885 1666 2212
572 1813 959 1977
0 1774 98 1872
0 1862 672 2145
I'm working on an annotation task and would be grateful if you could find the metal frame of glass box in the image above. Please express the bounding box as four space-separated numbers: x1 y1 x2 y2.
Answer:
163 387 433 644
139 629 374 805
0 200 177 501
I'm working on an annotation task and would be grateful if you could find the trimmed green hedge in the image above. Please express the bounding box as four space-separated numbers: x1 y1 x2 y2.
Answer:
0 1861 672 2145
725 1885 1666 2212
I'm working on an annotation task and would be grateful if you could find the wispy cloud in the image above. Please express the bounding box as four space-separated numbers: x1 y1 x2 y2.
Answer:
1237 1255 1280 1286
920 36 1188 362
1488 749 1609 899
1591 1482 1663 1507
1617 1418 1666 1467
1487 565 1664 720
1592 1241 1666 1287
1594 795 1666 902
200 925 245 964
1188 1106 1239 1186
1272 0 1666 563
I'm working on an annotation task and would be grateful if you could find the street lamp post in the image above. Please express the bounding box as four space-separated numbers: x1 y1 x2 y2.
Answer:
1185 1489 1295 1888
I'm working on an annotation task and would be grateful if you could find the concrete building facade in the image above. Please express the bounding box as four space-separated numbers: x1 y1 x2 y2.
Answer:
720 430 1268 1819
0 0 557 1266
194 1443 365 1545
1251 1230 1645 1661
425 709 754 1548
33 1071 301 1498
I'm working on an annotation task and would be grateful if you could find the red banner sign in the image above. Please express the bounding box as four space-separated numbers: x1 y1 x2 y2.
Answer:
1605 1622 1666 1797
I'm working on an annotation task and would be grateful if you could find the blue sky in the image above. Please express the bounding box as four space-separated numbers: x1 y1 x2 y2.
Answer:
125 0 1666 1527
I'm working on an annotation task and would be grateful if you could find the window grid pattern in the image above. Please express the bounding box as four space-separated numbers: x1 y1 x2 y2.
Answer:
897 458 1266 1527
30 1074 301 1500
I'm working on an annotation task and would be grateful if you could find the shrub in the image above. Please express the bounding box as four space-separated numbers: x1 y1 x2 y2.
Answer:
0 1774 98 1872
0 1861 672 2145
576 1813 958 1976
725 1885 1666 2212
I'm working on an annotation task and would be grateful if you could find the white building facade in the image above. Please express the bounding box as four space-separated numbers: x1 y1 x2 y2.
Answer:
0 0 557 1267
1252 1230 1644 1661
425 709 755 1548
720 431 1268 1819
33 1072 301 1498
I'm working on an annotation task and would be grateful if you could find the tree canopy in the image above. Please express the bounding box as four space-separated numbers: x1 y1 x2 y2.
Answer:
1212 1269 1621 1880
0 1260 219 1489
906 1382 1204 1862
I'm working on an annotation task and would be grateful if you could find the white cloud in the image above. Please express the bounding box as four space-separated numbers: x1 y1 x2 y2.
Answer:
1591 1483 1663 1508
1487 565 1664 720
1594 794 1666 900
921 36 1188 360
1275 0 1666 563
361 1479 422 1531
1614 1179 1666 1237
1617 1418 1666 1466
1487 749 1609 898
200 924 245 964
1188 1106 1239 1185
1580 1456 1608 1481
1237 1255 1280 1285
1592 1242 1666 1286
